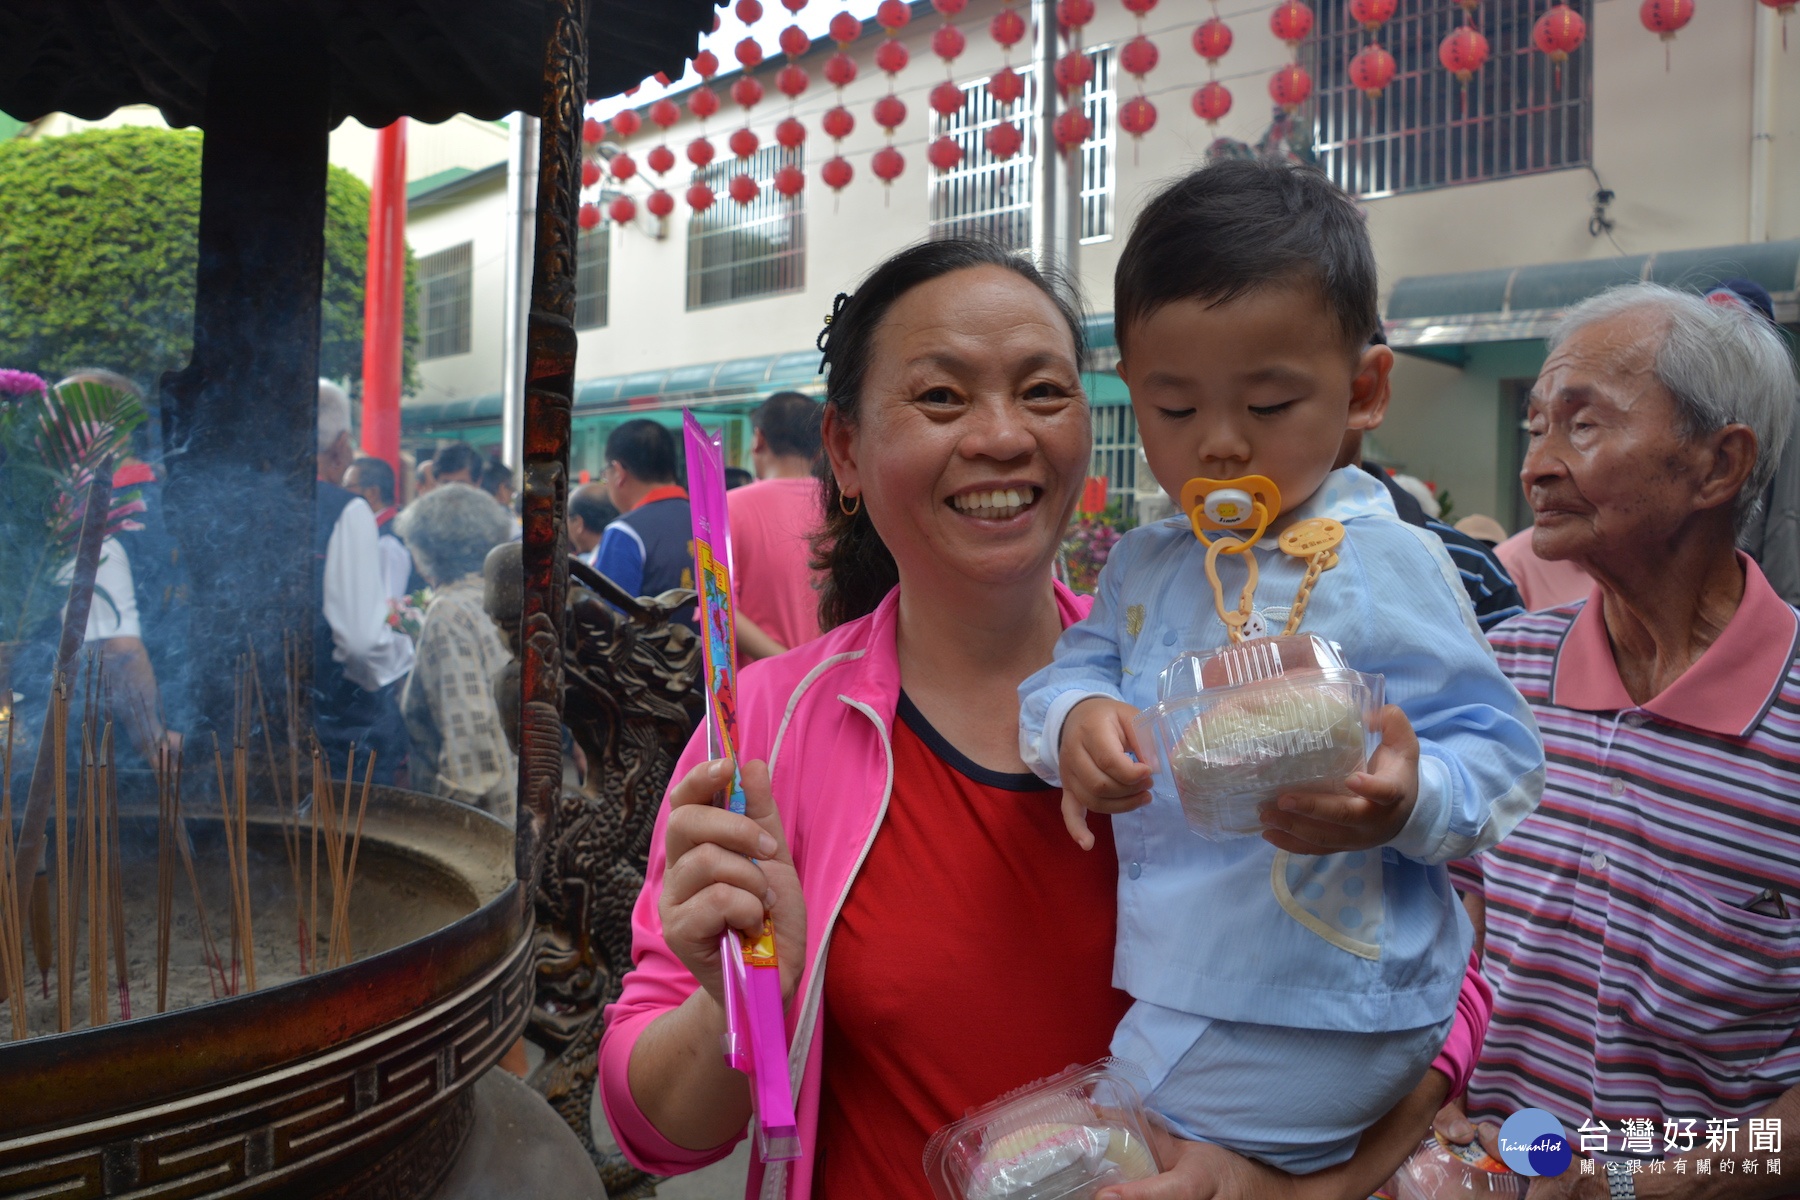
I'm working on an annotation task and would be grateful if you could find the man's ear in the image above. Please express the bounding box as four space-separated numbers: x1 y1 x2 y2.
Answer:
1347 344 1394 433
821 404 860 498
1695 423 1758 519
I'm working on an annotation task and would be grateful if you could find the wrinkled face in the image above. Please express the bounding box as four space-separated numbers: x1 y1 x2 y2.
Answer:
1119 285 1385 519
1523 309 1729 565
824 265 1091 595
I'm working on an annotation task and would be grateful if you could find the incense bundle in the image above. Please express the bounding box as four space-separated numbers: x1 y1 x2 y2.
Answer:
1 716 27 1038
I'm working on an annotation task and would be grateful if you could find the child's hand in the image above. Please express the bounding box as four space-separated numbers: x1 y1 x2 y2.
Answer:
1058 697 1153 851
1258 704 1420 855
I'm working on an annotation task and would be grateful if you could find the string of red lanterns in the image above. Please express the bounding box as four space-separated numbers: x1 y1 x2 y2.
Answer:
1051 0 1095 155
1268 1 1313 114
1118 0 1158 155
872 0 910 188
928 0 968 173
823 7 860 195
988 1 1027 160
1192 6 1232 127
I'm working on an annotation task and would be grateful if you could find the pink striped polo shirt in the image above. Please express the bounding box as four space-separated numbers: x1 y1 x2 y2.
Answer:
1455 554 1800 1147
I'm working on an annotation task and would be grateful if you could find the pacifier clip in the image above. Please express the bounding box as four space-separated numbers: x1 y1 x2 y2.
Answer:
1180 475 1344 644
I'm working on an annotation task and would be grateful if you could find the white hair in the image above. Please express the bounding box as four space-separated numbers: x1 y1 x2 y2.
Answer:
396 483 514 585
1548 283 1797 532
318 380 351 455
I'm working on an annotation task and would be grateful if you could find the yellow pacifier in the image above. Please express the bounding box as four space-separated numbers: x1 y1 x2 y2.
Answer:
1180 475 1282 551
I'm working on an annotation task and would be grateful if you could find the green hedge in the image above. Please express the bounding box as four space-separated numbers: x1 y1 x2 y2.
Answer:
0 125 417 394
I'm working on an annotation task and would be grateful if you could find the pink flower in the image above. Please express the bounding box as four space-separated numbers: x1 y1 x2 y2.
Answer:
0 369 47 399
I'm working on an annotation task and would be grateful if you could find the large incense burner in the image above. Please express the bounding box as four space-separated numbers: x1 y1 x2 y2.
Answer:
0 784 528 1198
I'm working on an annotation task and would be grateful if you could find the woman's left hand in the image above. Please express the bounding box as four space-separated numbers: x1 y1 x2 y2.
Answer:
1098 1128 1303 1200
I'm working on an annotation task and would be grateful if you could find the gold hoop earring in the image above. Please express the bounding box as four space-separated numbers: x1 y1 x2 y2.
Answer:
839 491 861 517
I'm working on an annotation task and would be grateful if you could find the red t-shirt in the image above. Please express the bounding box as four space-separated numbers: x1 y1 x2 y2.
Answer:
727 477 825 651
815 693 1131 1199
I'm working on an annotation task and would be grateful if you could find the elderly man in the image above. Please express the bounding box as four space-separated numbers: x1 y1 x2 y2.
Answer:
1441 284 1799 1196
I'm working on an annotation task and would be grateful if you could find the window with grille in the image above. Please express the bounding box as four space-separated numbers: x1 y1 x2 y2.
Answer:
928 47 1116 248
686 145 805 309
418 242 473 359
1090 404 1139 523
1312 1 1590 199
576 225 609 330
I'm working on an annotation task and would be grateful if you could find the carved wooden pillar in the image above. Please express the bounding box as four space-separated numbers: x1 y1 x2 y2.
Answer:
516 0 589 885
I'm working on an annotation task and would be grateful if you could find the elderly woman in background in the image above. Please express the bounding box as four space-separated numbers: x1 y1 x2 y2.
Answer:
1443 284 1800 1195
396 483 516 818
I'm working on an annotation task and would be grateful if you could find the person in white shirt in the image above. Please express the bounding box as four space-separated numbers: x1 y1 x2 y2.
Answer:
54 535 181 764
314 383 414 780
345 455 419 601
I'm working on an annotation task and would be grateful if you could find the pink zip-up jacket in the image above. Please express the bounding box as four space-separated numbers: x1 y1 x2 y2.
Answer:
598 583 1492 1200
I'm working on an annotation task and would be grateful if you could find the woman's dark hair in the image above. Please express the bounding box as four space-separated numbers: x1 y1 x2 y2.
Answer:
1114 159 1378 356
810 238 1088 632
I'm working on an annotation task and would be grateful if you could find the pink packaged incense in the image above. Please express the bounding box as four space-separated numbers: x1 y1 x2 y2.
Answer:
683 410 801 1164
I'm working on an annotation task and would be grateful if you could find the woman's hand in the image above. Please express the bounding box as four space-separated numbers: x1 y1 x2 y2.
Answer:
658 757 807 1008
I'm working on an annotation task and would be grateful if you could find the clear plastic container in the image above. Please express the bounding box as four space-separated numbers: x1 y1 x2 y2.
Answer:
1390 1136 1530 1200
923 1060 1163 1200
1132 635 1385 840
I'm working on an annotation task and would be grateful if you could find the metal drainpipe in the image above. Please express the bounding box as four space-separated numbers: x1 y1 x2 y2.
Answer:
1030 0 1073 273
501 113 540 488
1749 7 1775 244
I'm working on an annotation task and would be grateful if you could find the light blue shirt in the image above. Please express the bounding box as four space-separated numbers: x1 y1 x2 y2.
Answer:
1020 467 1544 1033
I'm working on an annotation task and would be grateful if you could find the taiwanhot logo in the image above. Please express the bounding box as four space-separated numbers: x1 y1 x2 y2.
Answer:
1497 1108 1572 1177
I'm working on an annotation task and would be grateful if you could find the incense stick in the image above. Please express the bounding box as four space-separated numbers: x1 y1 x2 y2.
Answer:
212 735 240 996
331 750 376 969
155 745 173 1014
309 745 323 976
104 720 128 1020
87 709 106 1028
1 707 26 1038
53 678 71 1032
249 640 303 978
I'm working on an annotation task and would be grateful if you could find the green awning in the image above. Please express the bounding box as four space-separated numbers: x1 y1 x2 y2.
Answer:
403 312 1125 433
1385 239 1800 365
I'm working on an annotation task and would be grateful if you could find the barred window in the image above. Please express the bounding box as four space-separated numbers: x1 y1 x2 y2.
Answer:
1090 403 1139 523
575 225 609 330
928 47 1116 249
419 242 473 359
1312 0 1591 199
686 144 805 309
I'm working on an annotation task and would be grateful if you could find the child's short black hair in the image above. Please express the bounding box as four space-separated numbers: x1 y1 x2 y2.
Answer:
1114 159 1378 355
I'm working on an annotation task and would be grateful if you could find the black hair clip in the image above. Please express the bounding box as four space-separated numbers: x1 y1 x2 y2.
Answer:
816 291 850 374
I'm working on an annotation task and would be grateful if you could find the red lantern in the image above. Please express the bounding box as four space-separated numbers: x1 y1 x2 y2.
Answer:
930 81 966 116
872 145 906 182
874 94 907 130
732 76 765 108
1192 80 1232 124
822 156 854 190
649 98 680 129
829 11 861 43
876 0 911 30
1438 26 1489 82
986 121 1024 159
611 110 641 138
928 136 964 171
690 87 721 120
990 66 1026 104
825 53 856 87
777 65 808 98
687 137 716 167
1639 0 1693 38
688 183 715 212
783 0 808 11
775 117 806 148
1268 63 1312 111
932 24 968 60
823 105 855 139
1058 0 1096 27
609 195 637 225
647 188 675 218
779 24 810 58
582 116 603 144
1193 18 1233 63
1123 0 1158 12
1348 0 1396 34
646 144 676 174
581 159 601 188
730 174 760 205
991 8 1027 47
1119 95 1157 137
1270 1 1314 46
1348 44 1396 98
774 165 806 197
693 49 720 79
729 128 760 159
876 40 910 74
933 0 968 13
578 201 601 229
609 151 637 180
736 38 764 70
1532 5 1586 62
1053 109 1092 150
736 0 763 22
1054 50 1094 93
1121 35 1159 78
